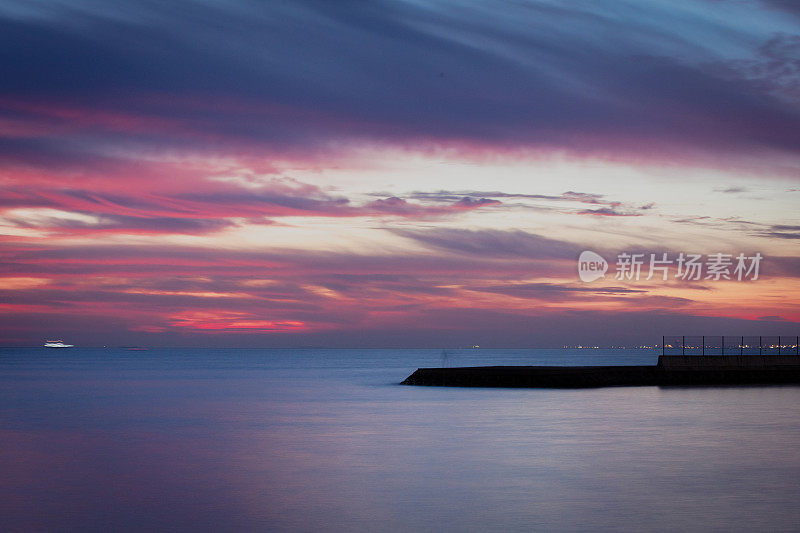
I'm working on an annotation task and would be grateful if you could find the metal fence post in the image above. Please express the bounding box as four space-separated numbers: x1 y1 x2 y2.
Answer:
664 335 799 357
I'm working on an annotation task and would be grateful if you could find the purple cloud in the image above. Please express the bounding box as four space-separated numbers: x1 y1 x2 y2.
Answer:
0 1 797 166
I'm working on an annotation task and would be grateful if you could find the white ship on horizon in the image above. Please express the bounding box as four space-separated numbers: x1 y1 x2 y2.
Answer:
44 340 74 348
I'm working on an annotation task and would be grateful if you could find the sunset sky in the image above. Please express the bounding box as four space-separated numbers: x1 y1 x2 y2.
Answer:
1 0 798 347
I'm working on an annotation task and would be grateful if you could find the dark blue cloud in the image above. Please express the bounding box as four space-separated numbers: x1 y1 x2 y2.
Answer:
0 0 798 162
391 228 584 259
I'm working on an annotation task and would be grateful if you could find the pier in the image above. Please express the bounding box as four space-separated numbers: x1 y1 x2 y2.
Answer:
402 336 800 388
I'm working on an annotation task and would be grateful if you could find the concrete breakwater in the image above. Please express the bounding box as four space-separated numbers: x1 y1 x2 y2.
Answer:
401 356 800 388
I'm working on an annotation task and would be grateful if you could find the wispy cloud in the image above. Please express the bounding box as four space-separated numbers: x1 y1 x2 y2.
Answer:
398 189 654 217
576 207 642 217
0 1 798 166
0 176 507 236
390 228 584 260
761 224 800 239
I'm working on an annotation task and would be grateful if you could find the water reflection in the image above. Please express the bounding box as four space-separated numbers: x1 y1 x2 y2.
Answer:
1 349 799 531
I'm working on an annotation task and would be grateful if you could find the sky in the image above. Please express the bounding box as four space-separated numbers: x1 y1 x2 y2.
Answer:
0 0 798 347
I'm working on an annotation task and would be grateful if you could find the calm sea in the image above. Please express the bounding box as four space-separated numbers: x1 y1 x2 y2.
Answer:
1 348 799 532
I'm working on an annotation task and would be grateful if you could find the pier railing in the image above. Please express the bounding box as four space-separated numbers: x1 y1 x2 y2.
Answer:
662 336 800 356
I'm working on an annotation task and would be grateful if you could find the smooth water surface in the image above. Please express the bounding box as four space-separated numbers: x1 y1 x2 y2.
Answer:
1 348 799 532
